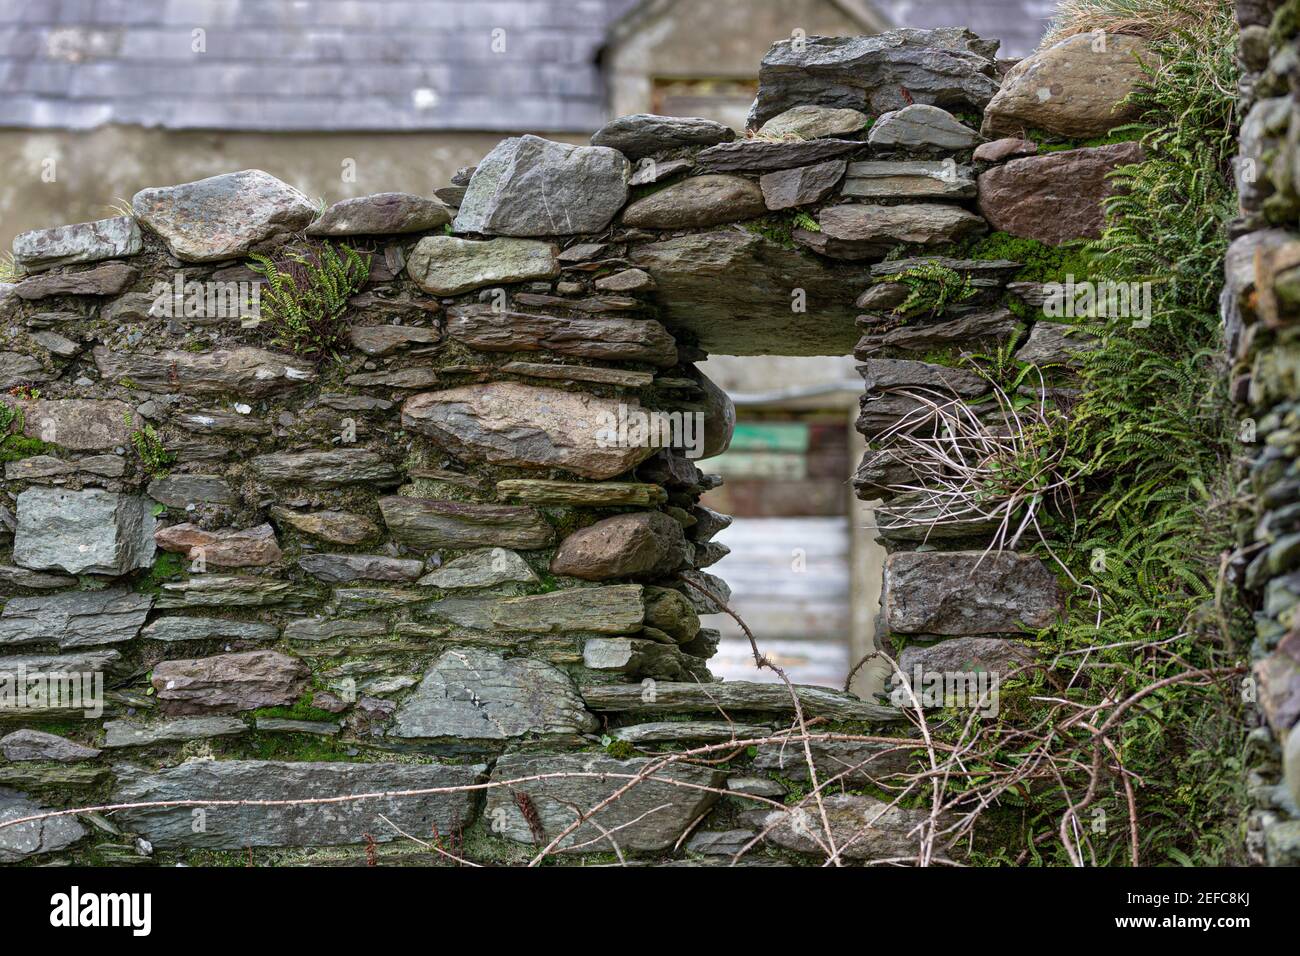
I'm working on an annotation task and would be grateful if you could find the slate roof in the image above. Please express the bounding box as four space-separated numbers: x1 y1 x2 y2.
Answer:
0 0 1055 133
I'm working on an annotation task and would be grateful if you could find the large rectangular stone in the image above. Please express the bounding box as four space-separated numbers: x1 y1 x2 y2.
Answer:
112 760 485 849
883 550 1062 635
0 588 152 648
486 752 722 852
12 489 156 576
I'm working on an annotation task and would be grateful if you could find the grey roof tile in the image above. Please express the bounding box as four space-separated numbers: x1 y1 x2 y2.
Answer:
0 0 1054 132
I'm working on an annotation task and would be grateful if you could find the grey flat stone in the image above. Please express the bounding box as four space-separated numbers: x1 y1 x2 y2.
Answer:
407 235 558 295
486 752 722 851
758 105 869 139
95 346 315 397
884 551 1063 635
417 548 538 589
591 114 734 158
12 488 155 576
102 716 247 748
298 553 423 584
0 729 100 762
868 104 981 151
581 680 898 722
0 787 85 861
379 496 554 550
142 616 279 643
112 760 484 849
0 587 152 648
392 647 596 739
13 216 142 271
151 650 308 715
249 449 399 488
306 192 450 236
842 160 976 199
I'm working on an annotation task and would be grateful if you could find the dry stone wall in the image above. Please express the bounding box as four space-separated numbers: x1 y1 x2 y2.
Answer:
1227 0 1300 868
0 26 1143 866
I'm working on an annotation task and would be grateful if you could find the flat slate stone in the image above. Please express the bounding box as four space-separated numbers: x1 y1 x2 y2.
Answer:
402 383 662 480
758 104 869 139
629 230 869 356
485 752 723 851
102 716 247 748
973 137 1038 163
112 760 483 849
0 587 152 648
858 358 988 398
496 479 667 507
142 616 279 643
0 352 50 388
151 649 308 715
13 262 136 299
132 169 316 262
884 550 1063 635
13 488 155 576
13 216 142 271
268 507 380 545
628 157 694 186
155 575 318 610
759 159 846 211
249 450 399 487
0 787 85 861
379 496 554 550
392 647 596 739
611 721 771 744
406 235 559 295
855 308 1018 354
841 160 977 199
580 680 898 722
621 175 766 229
348 324 440 356
501 361 654 388
590 114 735 158
417 548 538 589
695 138 860 173
454 135 629 236
752 737 914 784
747 28 1000 128
868 104 981 151
298 553 423 583
0 729 100 762
95 346 315 397
147 475 236 508
551 512 688 580
4 455 124 482
447 304 677 367
493 584 646 634
306 192 450 236
1013 322 1099 366
811 202 986 252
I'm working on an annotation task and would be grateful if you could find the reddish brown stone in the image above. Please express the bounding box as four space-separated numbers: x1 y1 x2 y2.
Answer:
976 141 1143 246
152 650 308 715
154 522 282 568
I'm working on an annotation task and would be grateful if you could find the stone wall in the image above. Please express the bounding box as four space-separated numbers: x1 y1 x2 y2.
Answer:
1227 0 1300 868
0 26 1151 866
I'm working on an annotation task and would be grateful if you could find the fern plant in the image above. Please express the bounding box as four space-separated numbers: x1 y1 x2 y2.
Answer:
248 243 370 363
892 263 977 318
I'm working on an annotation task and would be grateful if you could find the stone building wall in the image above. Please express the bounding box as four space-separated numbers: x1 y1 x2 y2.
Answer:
0 26 1177 865
1226 0 1300 868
